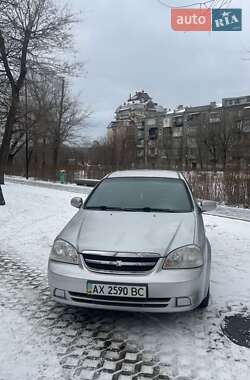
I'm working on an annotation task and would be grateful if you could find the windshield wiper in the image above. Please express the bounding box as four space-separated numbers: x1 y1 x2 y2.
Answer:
124 207 179 213
85 206 189 213
110 207 184 213
85 205 127 211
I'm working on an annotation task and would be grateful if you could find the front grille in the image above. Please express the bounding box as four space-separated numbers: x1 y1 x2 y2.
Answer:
68 291 171 308
82 251 160 274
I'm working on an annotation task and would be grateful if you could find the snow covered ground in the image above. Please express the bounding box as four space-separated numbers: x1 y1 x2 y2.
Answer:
5 175 92 195
0 182 249 380
0 182 89 272
0 309 63 380
207 204 250 222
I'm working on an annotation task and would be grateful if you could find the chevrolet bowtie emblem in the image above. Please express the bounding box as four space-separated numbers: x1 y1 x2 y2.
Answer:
116 260 123 267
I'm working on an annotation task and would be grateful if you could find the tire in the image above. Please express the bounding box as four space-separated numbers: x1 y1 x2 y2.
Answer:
198 288 210 309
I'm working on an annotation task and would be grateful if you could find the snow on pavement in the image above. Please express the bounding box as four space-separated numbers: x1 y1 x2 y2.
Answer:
0 308 63 380
5 176 92 196
207 204 250 222
206 215 250 304
0 182 250 380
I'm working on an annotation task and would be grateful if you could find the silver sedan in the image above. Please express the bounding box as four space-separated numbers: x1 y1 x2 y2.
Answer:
48 170 216 313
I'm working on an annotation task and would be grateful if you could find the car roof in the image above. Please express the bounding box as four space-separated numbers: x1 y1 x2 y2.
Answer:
107 170 182 179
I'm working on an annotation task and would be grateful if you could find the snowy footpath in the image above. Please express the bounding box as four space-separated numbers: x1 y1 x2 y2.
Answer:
0 181 249 380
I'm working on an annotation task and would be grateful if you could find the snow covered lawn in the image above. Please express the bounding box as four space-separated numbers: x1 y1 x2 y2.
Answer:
0 182 88 272
0 182 249 380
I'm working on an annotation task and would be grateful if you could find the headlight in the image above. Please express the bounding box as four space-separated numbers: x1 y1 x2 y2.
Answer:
50 240 79 264
163 245 203 269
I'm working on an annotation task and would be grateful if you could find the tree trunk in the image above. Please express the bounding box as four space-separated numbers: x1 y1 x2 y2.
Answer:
52 142 60 180
0 92 19 184
7 154 14 174
221 145 227 171
0 185 5 205
33 148 38 178
41 138 46 179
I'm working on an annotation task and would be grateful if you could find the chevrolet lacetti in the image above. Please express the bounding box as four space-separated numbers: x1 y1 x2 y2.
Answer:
48 170 216 313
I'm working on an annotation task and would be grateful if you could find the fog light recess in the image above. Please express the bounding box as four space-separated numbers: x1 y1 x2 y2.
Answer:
177 297 191 307
54 289 66 298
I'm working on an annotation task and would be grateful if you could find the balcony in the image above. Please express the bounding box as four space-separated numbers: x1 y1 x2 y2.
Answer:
148 140 156 148
148 148 158 158
137 139 145 148
137 131 144 139
209 113 221 123
137 150 144 158
209 118 221 123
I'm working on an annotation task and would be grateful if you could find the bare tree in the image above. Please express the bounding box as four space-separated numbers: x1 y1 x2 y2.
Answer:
197 109 243 171
24 74 89 179
157 0 232 8
49 78 89 178
0 79 29 171
199 121 220 170
0 78 11 131
217 110 241 170
0 0 80 184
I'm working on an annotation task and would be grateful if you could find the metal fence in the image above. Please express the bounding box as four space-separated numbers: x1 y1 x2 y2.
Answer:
185 171 250 208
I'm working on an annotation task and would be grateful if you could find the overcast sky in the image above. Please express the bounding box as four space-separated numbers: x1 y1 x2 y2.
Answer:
68 0 250 140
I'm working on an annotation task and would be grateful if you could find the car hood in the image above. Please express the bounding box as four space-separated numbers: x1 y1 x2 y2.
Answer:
59 210 196 256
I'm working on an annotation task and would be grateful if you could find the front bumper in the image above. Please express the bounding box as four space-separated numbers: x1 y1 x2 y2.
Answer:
48 258 209 313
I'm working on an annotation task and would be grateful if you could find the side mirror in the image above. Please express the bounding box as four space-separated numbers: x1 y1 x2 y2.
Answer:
198 200 217 213
71 197 83 209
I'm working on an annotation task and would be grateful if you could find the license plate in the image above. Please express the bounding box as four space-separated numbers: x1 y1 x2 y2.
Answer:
86 282 147 298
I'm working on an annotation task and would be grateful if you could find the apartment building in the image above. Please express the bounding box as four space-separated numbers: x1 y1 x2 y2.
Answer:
107 91 166 167
163 96 250 170
163 102 221 169
107 93 250 170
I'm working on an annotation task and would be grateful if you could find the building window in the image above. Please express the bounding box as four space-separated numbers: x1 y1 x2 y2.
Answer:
173 117 183 127
187 113 200 122
243 120 250 132
237 120 243 130
148 127 158 139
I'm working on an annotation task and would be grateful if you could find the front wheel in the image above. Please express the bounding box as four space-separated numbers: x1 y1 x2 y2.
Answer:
198 288 210 309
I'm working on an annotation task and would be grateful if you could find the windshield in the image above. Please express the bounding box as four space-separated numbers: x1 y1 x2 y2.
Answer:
85 177 193 213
